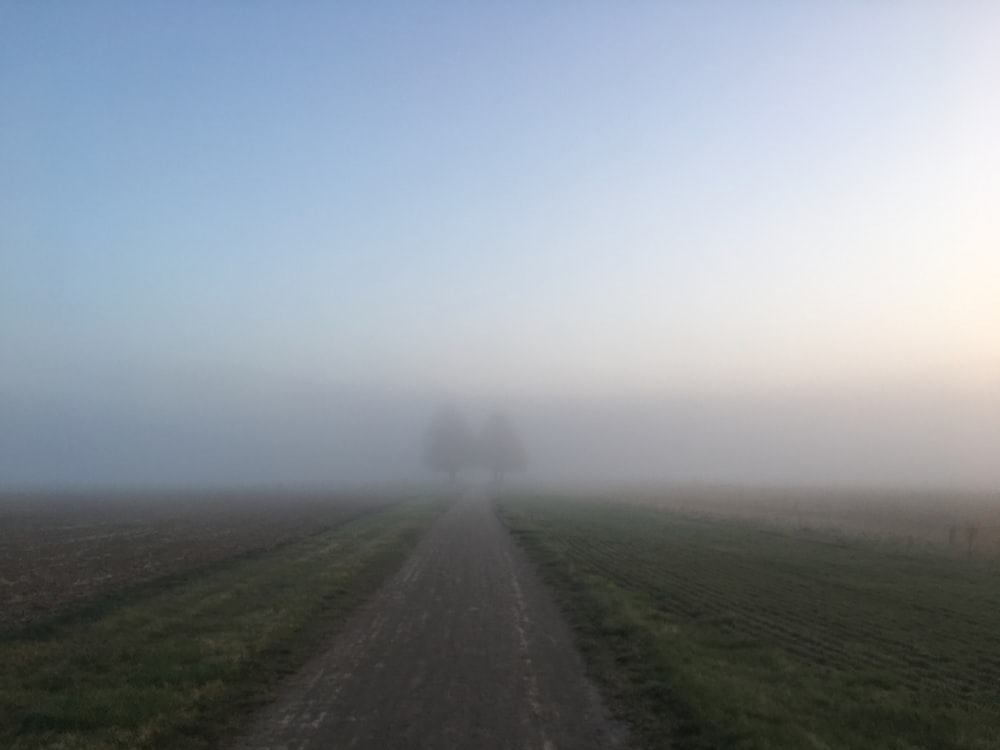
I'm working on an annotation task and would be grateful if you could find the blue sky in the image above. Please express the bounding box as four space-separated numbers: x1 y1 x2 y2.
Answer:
2 3 998 487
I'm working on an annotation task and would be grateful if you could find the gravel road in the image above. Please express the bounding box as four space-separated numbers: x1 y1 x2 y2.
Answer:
230 490 633 749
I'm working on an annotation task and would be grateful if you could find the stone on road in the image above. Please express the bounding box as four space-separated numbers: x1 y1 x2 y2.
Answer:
230 491 632 750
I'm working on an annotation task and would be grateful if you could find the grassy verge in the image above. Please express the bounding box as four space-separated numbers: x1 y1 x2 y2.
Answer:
0 498 448 749
497 496 1000 750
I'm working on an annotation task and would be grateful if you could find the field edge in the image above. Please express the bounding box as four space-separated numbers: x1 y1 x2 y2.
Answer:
1 497 451 750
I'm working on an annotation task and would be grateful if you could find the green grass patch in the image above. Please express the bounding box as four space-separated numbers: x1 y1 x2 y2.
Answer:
497 496 1000 750
0 498 448 749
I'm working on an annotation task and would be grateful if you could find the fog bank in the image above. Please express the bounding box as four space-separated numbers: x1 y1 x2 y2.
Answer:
3 376 997 491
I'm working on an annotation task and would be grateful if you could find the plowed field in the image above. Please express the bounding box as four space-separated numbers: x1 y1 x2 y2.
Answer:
0 492 388 632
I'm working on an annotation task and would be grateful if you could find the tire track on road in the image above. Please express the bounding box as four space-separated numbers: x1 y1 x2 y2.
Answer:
231 489 633 750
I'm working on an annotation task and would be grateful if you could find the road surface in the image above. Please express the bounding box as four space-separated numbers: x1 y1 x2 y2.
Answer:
230 490 633 750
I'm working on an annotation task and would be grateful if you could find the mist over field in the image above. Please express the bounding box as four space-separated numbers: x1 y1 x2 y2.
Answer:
3 373 997 490
3 4 998 492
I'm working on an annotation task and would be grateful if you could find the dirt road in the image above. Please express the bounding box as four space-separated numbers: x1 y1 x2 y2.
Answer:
231 491 632 749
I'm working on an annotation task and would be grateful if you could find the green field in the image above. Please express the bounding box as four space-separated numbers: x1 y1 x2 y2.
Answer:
0 498 447 750
498 496 1000 750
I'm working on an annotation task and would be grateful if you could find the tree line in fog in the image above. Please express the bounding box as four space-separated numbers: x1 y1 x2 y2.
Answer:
423 407 526 483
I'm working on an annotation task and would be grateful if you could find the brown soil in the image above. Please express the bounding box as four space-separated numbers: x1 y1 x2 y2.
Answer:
230 490 635 750
0 492 385 633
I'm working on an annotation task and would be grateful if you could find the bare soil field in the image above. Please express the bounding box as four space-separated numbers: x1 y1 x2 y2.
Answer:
0 491 391 633
231 490 631 750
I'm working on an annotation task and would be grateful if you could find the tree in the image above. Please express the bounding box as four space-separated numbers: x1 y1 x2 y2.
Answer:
423 406 473 482
965 521 980 560
479 412 526 484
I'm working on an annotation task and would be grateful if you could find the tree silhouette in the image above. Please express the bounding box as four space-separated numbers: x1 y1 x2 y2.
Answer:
480 412 526 484
965 521 980 560
423 406 474 482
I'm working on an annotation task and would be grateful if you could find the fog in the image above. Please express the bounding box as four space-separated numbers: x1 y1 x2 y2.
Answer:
3 5 998 493
2 370 997 491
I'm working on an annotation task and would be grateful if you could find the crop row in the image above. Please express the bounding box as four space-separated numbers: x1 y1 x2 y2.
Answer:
508 501 1000 710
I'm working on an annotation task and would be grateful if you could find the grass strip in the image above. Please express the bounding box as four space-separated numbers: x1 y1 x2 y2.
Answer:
497 497 1000 750
0 498 448 750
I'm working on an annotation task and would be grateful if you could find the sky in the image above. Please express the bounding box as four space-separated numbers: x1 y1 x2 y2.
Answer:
2 2 998 489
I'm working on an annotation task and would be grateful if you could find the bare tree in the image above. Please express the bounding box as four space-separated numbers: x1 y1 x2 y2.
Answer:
423 406 473 482
965 521 980 560
479 412 526 484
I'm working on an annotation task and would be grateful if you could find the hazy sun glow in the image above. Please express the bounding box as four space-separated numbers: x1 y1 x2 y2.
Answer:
2 3 998 488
